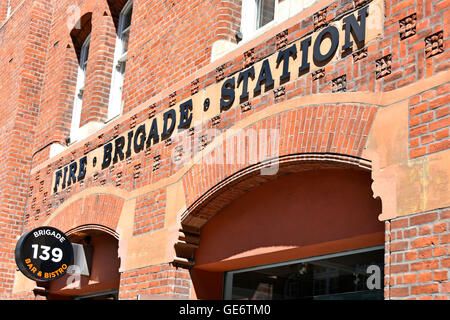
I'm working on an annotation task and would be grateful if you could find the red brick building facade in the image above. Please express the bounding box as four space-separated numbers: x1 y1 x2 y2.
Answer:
0 0 448 300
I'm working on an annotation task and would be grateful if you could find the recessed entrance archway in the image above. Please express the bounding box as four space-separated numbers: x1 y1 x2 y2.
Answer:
175 155 385 299
45 224 121 300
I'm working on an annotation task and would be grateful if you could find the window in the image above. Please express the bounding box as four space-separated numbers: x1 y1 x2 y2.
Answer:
223 247 384 300
256 0 276 29
70 34 90 143
108 0 133 121
240 0 277 41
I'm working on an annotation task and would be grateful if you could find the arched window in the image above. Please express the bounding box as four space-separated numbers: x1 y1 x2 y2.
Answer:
107 0 133 120
70 34 91 143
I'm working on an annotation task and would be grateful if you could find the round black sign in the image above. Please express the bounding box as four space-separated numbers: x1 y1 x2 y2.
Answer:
15 226 74 282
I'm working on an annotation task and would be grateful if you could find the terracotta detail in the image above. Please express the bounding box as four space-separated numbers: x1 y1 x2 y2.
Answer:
153 155 161 171
273 86 286 101
199 134 208 151
116 172 122 187
130 114 137 129
312 68 325 81
215 64 225 82
240 101 252 112
169 91 177 107
164 138 172 146
399 13 416 40
173 229 200 269
134 163 141 179
211 115 221 126
243 48 256 68
376 54 392 79
113 124 120 138
313 7 328 31
174 145 183 162
191 78 199 95
332 75 346 92
276 29 288 50
425 31 444 58
148 104 156 118
352 48 368 62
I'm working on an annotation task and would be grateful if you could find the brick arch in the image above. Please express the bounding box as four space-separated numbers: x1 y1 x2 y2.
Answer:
182 103 377 211
46 193 125 234
174 154 377 269
183 153 372 224
66 224 120 240
174 103 379 268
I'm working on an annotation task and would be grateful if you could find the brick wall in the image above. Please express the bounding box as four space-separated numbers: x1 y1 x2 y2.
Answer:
134 189 166 235
385 207 450 299
409 82 450 158
0 0 52 297
119 263 191 299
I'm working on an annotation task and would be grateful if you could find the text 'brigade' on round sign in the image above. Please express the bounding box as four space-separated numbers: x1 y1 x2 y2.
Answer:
15 226 74 282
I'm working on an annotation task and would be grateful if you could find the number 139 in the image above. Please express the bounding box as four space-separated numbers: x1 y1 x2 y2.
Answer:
31 244 63 262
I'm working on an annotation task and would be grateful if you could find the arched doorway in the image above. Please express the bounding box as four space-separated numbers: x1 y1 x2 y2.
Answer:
183 162 385 299
45 225 121 300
